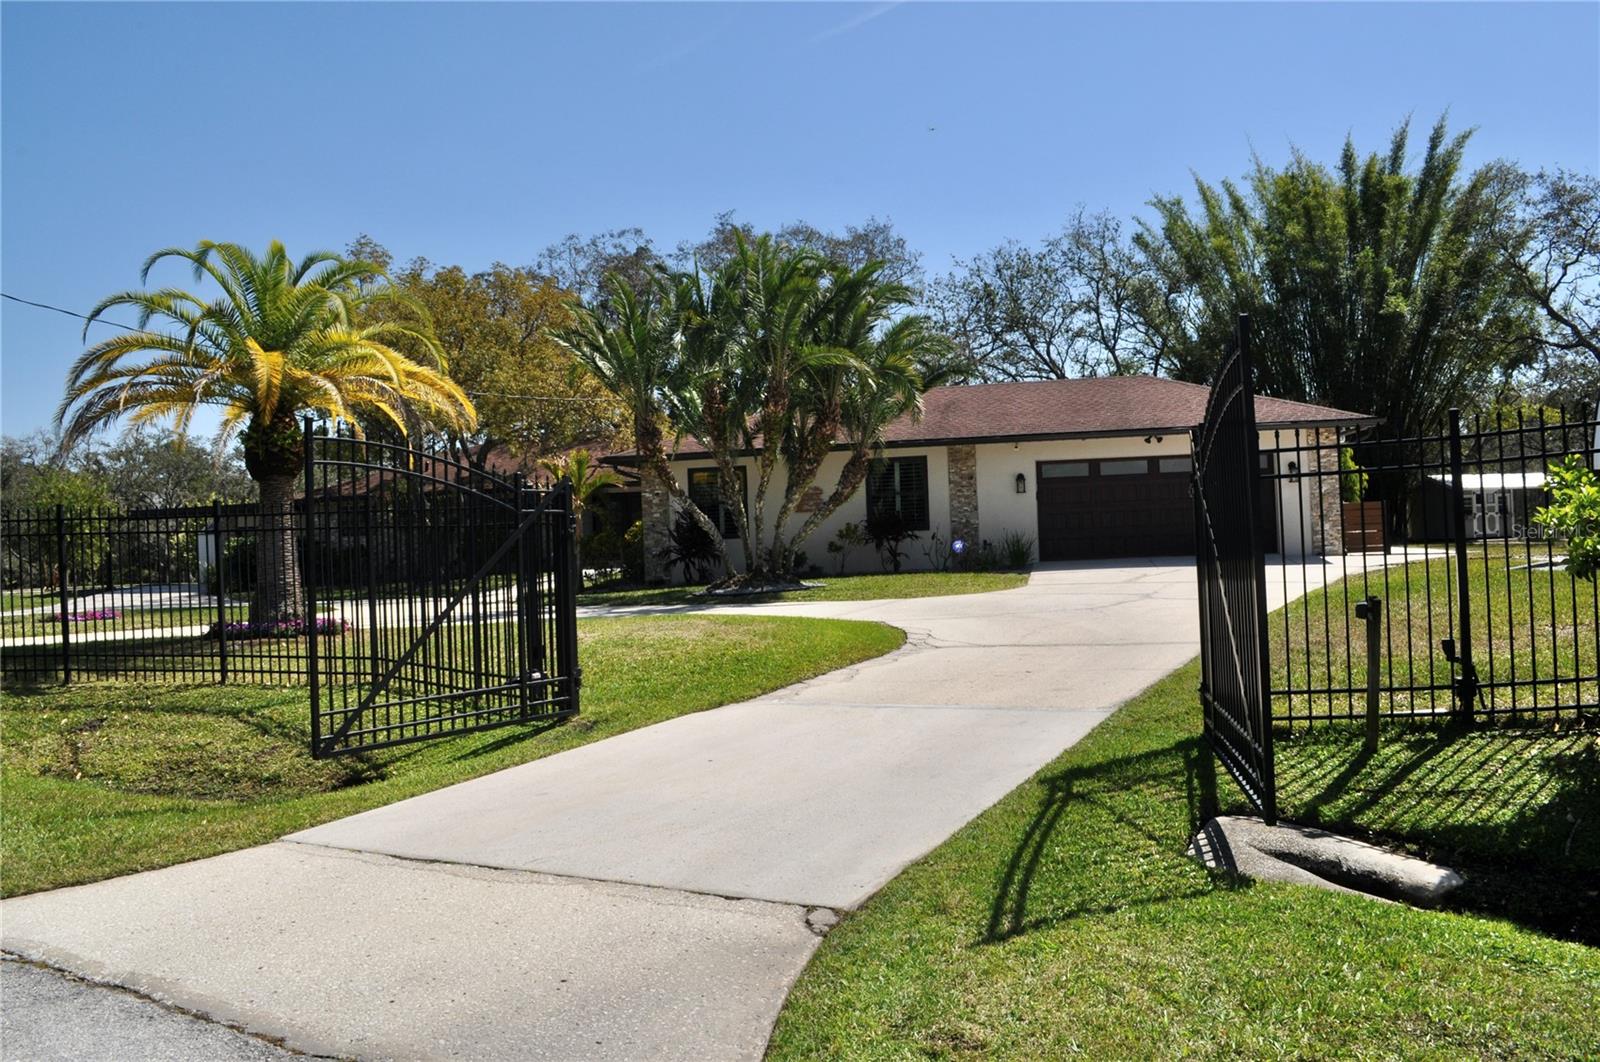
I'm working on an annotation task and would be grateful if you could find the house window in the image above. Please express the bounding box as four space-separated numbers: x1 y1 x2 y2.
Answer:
1040 461 1089 478
1100 459 1152 476
866 455 930 531
688 467 747 538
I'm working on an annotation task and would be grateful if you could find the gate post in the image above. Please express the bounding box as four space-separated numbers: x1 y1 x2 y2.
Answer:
212 498 228 684
1237 315 1276 825
1446 409 1478 718
1355 596 1382 750
558 478 581 714
303 416 321 754
55 504 71 685
513 472 532 701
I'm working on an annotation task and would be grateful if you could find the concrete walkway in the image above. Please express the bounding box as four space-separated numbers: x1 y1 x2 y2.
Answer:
1 559 1329 1060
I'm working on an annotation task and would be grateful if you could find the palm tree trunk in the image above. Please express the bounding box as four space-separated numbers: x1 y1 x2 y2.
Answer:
252 473 305 624
785 449 871 563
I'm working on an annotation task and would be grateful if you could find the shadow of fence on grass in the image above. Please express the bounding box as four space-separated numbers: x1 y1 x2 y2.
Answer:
1273 718 1599 943
983 718 1600 948
982 737 1240 945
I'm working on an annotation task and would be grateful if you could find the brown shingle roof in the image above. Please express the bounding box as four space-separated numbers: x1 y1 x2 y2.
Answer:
880 376 1372 445
651 376 1372 459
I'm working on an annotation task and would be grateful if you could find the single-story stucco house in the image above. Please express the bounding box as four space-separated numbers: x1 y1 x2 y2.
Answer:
625 376 1374 581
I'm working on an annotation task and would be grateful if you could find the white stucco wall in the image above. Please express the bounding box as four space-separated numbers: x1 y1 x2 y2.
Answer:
663 447 950 579
658 429 1327 581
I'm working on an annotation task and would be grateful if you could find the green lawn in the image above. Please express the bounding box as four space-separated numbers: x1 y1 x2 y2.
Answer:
578 570 1028 608
770 660 1600 1060
0 614 904 897
1272 544 1598 721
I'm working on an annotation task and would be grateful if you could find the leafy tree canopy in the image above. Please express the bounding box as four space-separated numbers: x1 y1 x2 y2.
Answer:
1503 168 1600 365
928 210 1161 381
348 238 631 461
2 428 252 513
674 212 924 289
1133 116 1538 432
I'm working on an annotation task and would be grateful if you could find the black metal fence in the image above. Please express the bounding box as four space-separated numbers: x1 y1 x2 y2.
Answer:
1 502 308 685
2 427 582 761
303 430 580 757
1194 318 1277 822
1263 406 1600 729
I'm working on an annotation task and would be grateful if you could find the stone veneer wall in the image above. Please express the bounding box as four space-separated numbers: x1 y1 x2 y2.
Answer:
1309 427 1344 557
946 444 979 546
640 468 672 583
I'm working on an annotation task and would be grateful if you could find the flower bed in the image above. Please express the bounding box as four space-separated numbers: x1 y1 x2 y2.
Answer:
207 617 349 640
50 609 121 623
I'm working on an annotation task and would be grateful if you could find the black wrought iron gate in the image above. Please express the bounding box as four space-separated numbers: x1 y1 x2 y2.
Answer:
302 427 580 758
1193 316 1276 822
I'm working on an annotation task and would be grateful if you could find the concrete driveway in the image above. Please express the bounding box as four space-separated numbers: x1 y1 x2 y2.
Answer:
0 559 1319 1060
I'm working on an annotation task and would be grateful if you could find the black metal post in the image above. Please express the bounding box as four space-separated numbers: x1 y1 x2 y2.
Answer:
1192 433 1214 741
55 504 71 685
1447 408 1478 717
513 472 531 703
1355 596 1381 750
366 495 381 689
303 416 321 755
213 498 229 684
1237 314 1276 825
559 478 582 714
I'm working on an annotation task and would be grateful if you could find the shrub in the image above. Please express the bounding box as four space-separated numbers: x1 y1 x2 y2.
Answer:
1536 455 1600 579
958 538 1003 572
791 551 825 579
583 525 625 580
208 617 349 640
660 511 721 584
867 511 919 573
920 528 954 572
999 530 1035 569
1340 447 1368 504
826 522 870 575
205 536 256 596
621 519 645 582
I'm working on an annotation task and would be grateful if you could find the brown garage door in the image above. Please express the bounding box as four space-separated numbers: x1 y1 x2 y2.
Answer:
1035 455 1279 561
1035 457 1195 560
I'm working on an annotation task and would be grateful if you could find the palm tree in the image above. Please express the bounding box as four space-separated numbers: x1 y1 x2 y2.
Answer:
538 448 625 588
723 235 840 564
663 254 759 569
551 275 728 567
769 259 909 571
537 448 623 534
58 240 475 623
783 315 957 563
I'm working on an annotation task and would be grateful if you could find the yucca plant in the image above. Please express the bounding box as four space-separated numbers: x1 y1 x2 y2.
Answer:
58 240 475 623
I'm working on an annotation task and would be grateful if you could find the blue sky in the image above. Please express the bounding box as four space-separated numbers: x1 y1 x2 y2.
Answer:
3 1 1597 439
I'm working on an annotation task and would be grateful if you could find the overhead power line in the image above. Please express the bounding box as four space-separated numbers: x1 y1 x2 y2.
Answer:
0 290 617 404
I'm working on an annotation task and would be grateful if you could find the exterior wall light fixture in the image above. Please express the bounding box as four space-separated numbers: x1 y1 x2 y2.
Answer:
1015 472 1027 494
